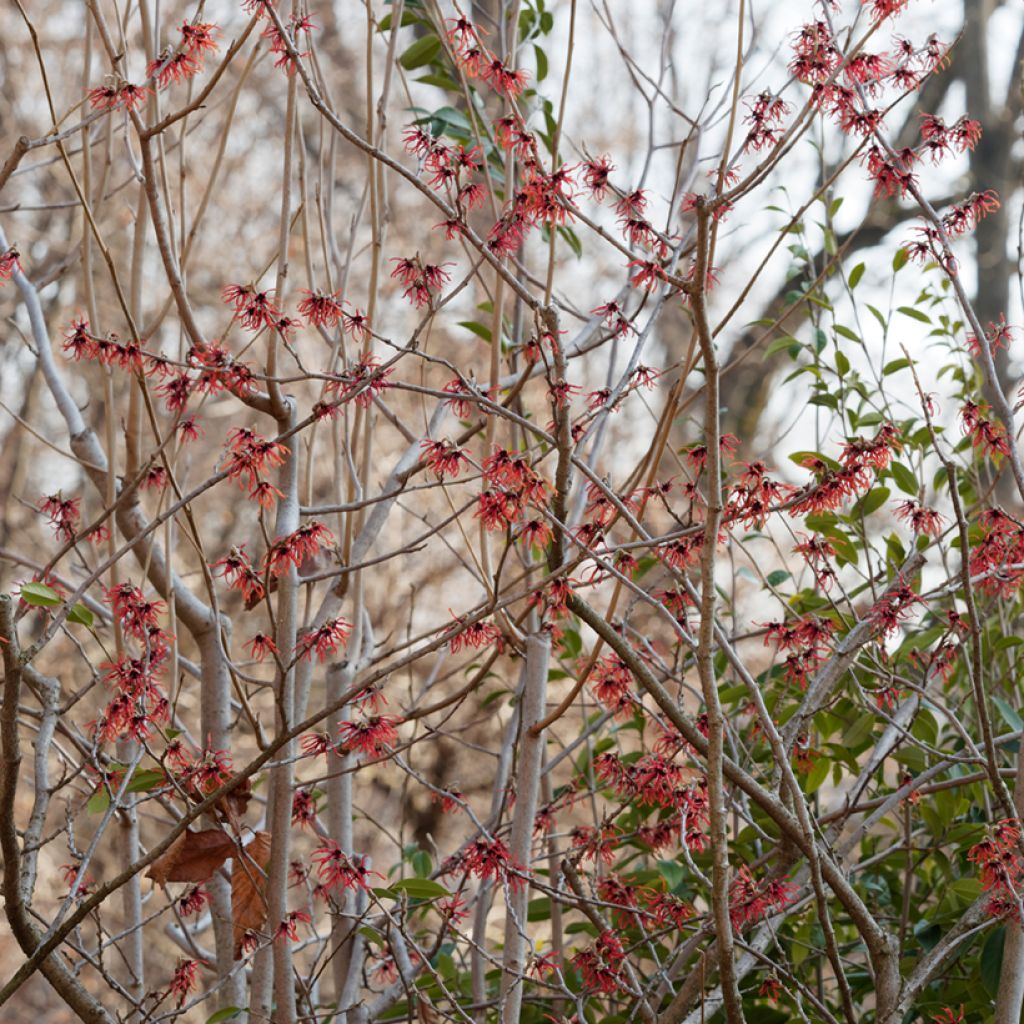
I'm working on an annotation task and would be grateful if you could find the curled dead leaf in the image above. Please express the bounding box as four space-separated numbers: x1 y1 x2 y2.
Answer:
232 830 272 959
216 774 253 830
146 828 234 888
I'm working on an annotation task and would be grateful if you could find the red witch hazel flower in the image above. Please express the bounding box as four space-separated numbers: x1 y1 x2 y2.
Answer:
296 616 352 662
729 865 796 929
147 48 201 89
337 714 400 756
312 842 384 893
180 21 220 56
276 909 311 943
38 492 81 542
444 614 503 654
960 400 1010 458
421 438 469 479
894 499 944 536
869 580 924 637
264 521 335 577
572 930 625 994
168 959 203 1006
456 836 526 889
0 245 22 281
297 288 346 328
969 819 1024 921
328 356 393 408
176 886 208 917
389 256 453 308
212 545 265 605
224 427 289 494
222 283 279 330
245 633 279 663
87 79 150 112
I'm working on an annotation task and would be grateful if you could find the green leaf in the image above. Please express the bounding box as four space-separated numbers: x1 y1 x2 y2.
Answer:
834 324 860 343
803 756 831 794
205 1009 244 1024
19 582 62 607
392 878 451 900
533 43 548 81
897 306 931 324
892 247 909 272
557 225 582 259
657 859 685 891
67 603 94 626
842 713 875 748
789 450 842 473
848 262 865 289
851 486 890 518
458 320 492 342
993 697 1024 733
882 358 910 376
889 462 918 497
87 789 110 814
981 926 1005 998
866 304 888 332
400 34 441 70
765 336 801 358
765 570 790 588
126 769 167 794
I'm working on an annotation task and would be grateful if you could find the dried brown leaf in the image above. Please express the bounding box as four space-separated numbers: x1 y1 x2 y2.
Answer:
216 774 253 830
232 830 272 959
146 828 234 887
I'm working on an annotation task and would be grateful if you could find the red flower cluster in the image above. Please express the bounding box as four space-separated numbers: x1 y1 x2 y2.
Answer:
743 91 790 153
224 427 289 505
589 655 636 718
421 438 469 479
760 615 835 689
444 614 503 655
446 835 526 889
212 545 265 606
447 18 528 97
296 616 352 663
727 461 794 529
789 424 901 517
0 245 22 281
87 79 150 112
261 13 315 75
894 499 944 536
264 521 334 577
312 842 383 893
960 400 1010 459
38 492 81 543
390 256 452 308
728 865 796 929
146 21 219 89
169 958 202 1006
968 819 1024 920
572 931 625 995
869 579 924 637
325 356 393 409
968 508 1024 598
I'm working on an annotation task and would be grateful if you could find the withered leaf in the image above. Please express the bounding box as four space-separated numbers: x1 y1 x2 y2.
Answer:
146 828 234 887
216 774 253 830
232 830 272 959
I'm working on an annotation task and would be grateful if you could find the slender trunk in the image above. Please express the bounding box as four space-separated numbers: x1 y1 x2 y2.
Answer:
499 633 550 1023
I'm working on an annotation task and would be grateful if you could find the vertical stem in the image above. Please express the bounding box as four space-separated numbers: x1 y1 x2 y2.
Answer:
499 632 550 1023
690 201 744 1024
